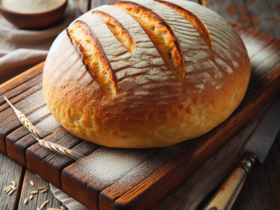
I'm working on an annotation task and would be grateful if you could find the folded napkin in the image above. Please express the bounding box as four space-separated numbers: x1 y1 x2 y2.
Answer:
49 105 268 210
0 0 82 84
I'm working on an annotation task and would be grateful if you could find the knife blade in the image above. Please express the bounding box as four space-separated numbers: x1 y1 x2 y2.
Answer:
204 94 280 210
240 96 280 162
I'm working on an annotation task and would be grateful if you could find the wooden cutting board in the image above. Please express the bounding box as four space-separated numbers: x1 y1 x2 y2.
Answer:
0 23 280 210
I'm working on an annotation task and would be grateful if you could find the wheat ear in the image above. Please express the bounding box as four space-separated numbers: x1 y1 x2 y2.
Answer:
4 96 88 162
36 138 87 161
4 97 41 139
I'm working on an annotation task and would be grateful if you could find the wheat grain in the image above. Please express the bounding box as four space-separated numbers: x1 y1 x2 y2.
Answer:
30 190 38 195
30 194 34 200
4 184 16 195
60 206 65 210
4 186 11 192
39 187 47 190
24 198 28 205
30 180 34 186
40 200 49 209
11 181 16 187
37 208 40 210
36 174 41 179
40 189 48 193
8 189 15 195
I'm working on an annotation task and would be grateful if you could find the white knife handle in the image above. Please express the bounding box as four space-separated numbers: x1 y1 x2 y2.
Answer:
204 152 257 210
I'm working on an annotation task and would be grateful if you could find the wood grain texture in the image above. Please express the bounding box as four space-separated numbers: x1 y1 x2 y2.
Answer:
0 73 42 107
0 62 44 97
0 153 24 210
0 84 44 155
26 129 99 188
208 0 280 39
5 109 62 166
18 170 65 210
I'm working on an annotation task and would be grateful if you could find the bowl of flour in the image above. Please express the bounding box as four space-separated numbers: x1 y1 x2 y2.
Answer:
0 0 68 29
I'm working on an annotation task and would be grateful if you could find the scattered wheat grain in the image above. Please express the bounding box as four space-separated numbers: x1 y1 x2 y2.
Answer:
36 174 41 179
40 200 49 209
39 187 47 190
4 186 11 192
41 189 48 193
11 181 16 187
8 189 15 195
60 207 65 210
30 180 34 186
30 190 38 194
30 194 34 200
24 198 28 205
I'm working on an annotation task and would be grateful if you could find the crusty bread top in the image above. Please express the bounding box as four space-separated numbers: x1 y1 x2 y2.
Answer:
43 0 250 148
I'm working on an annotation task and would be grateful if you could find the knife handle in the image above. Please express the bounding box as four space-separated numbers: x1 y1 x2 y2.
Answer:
203 152 257 210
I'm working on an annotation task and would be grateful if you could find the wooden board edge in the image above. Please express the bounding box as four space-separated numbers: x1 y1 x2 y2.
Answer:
0 62 45 92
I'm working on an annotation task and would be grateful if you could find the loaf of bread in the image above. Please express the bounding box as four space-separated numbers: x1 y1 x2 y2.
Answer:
43 0 250 148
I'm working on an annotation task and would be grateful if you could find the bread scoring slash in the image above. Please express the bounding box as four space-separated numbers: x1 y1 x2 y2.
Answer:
43 0 250 148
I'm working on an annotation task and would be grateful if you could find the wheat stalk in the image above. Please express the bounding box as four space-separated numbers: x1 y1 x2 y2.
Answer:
4 96 89 162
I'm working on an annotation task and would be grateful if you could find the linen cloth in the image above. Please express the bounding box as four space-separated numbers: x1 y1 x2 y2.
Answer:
0 2 270 209
0 0 82 84
50 105 268 210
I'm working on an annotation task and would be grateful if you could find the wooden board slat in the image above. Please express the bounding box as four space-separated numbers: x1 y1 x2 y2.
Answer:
62 147 160 210
0 153 24 210
249 40 280 88
0 80 43 114
0 62 44 97
245 0 280 38
99 143 190 210
6 114 62 166
0 24 279 210
0 87 45 155
0 73 42 107
208 0 280 39
26 130 99 188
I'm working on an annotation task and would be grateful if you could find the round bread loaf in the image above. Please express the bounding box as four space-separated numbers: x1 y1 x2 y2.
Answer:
43 0 250 148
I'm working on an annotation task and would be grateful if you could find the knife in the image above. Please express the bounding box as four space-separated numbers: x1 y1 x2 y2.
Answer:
204 95 280 210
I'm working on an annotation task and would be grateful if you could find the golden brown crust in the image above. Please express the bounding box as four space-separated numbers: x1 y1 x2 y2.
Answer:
109 1 185 82
67 20 117 97
155 0 213 51
43 0 251 148
92 10 136 53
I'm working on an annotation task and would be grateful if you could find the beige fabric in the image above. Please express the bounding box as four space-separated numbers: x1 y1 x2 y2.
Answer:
50 104 269 210
0 0 82 84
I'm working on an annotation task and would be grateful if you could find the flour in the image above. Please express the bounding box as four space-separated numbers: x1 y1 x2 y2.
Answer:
27 105 50 122
75 148 154 186
1 0 65 14
36 115 61 137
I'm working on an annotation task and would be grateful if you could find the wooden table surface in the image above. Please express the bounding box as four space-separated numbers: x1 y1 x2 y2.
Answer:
1 0 280 209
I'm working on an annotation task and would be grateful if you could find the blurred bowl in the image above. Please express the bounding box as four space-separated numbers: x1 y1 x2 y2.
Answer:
0 0 68 29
